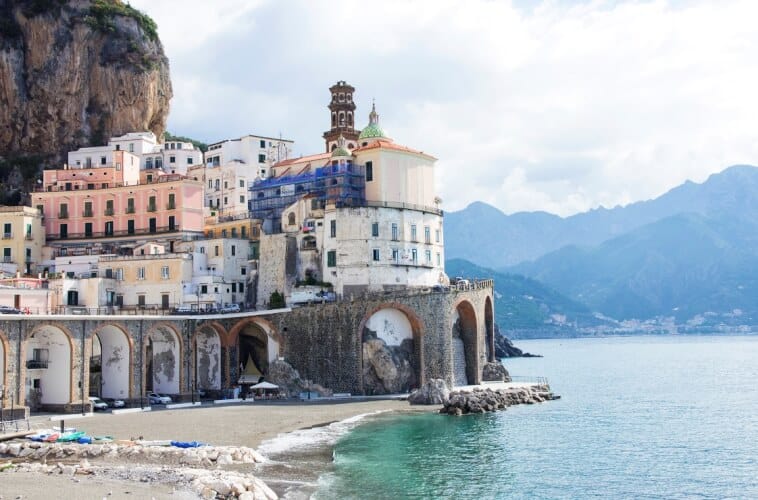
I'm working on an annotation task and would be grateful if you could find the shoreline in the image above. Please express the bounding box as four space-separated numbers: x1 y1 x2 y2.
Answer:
0 399 436 499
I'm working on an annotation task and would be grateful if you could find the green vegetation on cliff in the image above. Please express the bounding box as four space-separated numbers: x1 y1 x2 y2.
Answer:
164 132 209 153
85 0 158 41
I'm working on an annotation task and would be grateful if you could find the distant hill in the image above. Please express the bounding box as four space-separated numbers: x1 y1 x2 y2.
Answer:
446 165 758 269
445 165 758 327
445 259 608 338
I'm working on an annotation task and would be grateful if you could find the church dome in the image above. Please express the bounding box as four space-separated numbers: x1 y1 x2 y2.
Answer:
358 101 388 140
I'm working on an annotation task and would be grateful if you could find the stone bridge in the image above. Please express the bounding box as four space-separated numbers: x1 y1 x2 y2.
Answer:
0 283 494 414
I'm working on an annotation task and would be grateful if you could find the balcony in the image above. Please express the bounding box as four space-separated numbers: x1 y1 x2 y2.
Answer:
3 256 12 263
147 205 157 212
104 208 114 216
83 210 93 217
24 234 33 240
125 207 135 214
26 360 48 369
58 212 69 219
167 203 176 210
2 233 11 239
46 224 183 240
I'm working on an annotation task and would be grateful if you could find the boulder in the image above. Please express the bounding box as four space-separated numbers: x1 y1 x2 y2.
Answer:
482 361 511 382
408 379 450 405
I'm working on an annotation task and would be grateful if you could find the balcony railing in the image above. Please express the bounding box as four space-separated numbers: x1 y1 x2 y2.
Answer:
125 207 135 214
104 208 114 216
167 203 176 210
2 233 11 239
3 256 12 263
147 205 157 212
83 210 93 217
24 234 33 240
46 224 182 240
58 212 68 219
26 360 48 369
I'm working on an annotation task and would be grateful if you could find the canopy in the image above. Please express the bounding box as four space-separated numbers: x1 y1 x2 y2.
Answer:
238 354 263 384
250 381 279 390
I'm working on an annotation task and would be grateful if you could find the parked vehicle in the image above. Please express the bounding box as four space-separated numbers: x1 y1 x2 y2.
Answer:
220 303 241 313
290 287 335 305
104 398 125 408
0 305 21 314
147 392 172 405
88 396 108 411
172 306 195 315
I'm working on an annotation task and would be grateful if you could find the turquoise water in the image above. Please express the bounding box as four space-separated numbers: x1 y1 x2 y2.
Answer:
312 335 758 499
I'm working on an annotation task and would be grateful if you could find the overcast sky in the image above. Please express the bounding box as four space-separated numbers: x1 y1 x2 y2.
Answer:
130 0 758 216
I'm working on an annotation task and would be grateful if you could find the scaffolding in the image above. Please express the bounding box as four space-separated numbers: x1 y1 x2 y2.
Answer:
249 162 366 233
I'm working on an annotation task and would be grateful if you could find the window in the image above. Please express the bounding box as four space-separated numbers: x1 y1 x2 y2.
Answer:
2 223 10 238
116 268 123 281
222 229 227 238
392 248 399 263
425 250 432 264
436 252 441 266
411 224 417 242
201 285 207 294
168 193 175 209
187 157 193 165
366 161 373 182
145 157 153 169
258 154 266 163
214 245 219 256
162 294 169 309
231 228 237 238
214 179 220 190
138 295 145 307
199 246 205 254
84 222 93 237
128 143 134 153
148 196 156 211
168 215 175 231
371 222 379 237
126 198 135 213
155 157 163 168
288 212 296 226
391 223 398 241
239 283 244 293
372 249 380 261
127 220 135 234
330 220 336 238
424 226 431 244
169 155 176 163
83 201 92 217
149 218 156 233
224 197 228 205
36 204 43 216
105 199 114 216
327 250 336 267
137 267 145 280
59 223 67 239
241 267 247 275
100 156 106 165
231 283 237 293
240 195 245 203
25 223 31 238
161 266 169 279
411 248 418 264
59 203 68 219
239 179 245 188
231 245 236 256
260 139 266 148
435 229 440 243
3 247 10 262
241 227 247 238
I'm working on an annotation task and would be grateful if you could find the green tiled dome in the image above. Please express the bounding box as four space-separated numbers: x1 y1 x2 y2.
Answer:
332 146 350 157
358 123 386 140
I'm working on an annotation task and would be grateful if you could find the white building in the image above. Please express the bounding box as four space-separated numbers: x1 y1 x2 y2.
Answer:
67 132 203 176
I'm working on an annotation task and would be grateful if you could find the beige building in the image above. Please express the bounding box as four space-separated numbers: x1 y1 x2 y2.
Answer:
0 206 45 277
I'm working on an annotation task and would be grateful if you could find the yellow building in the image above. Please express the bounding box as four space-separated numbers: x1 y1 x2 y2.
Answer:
0 206 45 276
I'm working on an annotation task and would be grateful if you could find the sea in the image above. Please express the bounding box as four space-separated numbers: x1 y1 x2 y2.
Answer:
255 335 758 499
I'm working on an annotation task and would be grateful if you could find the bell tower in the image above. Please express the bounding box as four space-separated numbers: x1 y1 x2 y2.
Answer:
323 81 360 153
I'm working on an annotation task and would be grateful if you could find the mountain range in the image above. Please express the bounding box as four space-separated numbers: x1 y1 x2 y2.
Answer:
445 165 758 328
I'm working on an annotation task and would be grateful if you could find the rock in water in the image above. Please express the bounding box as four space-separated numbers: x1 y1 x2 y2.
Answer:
0 0 171 163
408 379 450 405
482 362 511 382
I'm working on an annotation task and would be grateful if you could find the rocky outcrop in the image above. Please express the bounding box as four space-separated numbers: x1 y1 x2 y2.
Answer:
266 359 331 398
441 385 557 416
362 334 415 395
494 325 542 358
0 0 171 164
408 378 450 405
481 361 511 382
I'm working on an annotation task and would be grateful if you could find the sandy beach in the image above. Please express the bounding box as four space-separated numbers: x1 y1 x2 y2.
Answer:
1 399 430 499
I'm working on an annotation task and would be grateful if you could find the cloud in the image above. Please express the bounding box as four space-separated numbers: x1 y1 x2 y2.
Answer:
130 0 758 216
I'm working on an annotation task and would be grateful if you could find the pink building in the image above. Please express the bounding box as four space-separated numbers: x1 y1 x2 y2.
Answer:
33 150 204 241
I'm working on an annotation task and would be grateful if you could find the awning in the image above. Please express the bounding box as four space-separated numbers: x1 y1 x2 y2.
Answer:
250 381 279 390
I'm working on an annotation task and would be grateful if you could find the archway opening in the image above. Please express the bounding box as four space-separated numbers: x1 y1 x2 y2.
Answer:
452 301 478 386
362 308 420 395
26 326 71 409
195 327 221 392
145 326 180 395
90 325 130 400
485 297 494 362
237 322 277 384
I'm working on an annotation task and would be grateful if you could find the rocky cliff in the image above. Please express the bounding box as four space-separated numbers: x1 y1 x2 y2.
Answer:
0 0 171 165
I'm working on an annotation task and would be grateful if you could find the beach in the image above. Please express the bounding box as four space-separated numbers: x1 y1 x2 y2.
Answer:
0 399 428 499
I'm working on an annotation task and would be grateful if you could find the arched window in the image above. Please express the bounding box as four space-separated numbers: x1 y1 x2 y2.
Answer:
331 144 337 152
332 112 336 127
348 112 353 127
288 212 296 226
339 111 345 127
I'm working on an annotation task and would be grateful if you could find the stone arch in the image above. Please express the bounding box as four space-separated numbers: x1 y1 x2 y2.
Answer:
90 324 132 400
144 323 182 395
0 331 7 407
484 296 494 362
194 324 222 392
452 299 479 386
358 303 424 395
228 318 282 384
26 324 75 407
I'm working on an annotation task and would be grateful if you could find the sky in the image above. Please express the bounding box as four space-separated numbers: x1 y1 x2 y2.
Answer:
129 0 758 217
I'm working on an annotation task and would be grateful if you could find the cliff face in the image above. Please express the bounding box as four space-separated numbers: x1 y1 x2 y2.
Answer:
0 0 171 164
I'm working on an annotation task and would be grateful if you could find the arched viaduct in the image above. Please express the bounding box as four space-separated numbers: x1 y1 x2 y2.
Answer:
0 282 494 415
